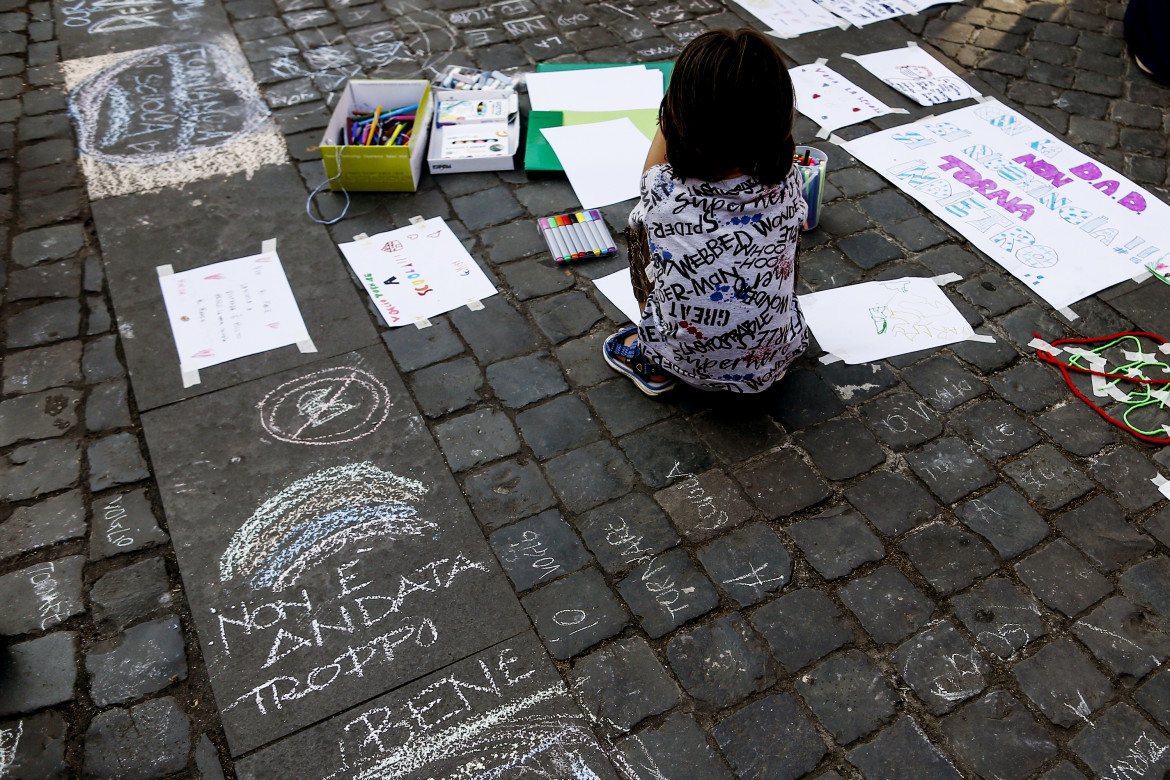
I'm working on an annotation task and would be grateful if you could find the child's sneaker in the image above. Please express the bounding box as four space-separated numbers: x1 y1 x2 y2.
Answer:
603 326 676 396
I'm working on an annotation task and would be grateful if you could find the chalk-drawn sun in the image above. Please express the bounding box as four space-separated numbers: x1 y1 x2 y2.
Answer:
896 65 933 79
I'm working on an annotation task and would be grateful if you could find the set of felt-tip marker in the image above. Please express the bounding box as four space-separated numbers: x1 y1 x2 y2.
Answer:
537 211 617 264
339 103 417 146
437 65 515 90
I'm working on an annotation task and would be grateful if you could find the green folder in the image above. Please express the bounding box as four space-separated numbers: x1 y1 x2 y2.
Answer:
524 62 674 173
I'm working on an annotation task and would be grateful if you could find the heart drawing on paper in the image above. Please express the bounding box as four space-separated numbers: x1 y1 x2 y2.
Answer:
812 93 821 98
256 256 272 263
427 231 442 238
852 107 861 112
204 273 226 280
267 322 281 328
192 349 214 358
407 233 419 240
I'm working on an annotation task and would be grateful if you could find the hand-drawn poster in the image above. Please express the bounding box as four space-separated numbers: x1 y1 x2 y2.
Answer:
729 0 844 38
845 44 981 106
338 217 498 327
790 62 905 137
841 98 1169 310
158 248 312 382
800 276 975 363
811 0 913 26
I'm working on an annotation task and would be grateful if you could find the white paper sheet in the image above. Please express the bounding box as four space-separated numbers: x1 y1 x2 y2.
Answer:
840 98 1170 310
848 44 981 106
800 276 974 363
525 66 664 112
790 62 904 136
593 267 643 323
729 0 844 37
158 249 311 374
542 118 652 209
337 217 498 327
811 0 913 26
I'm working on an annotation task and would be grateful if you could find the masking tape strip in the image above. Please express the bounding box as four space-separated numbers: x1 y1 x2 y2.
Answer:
765 29 797 40
1064 346 1107 370
1125 367 1147 379
297 338 317 354
1151 473 1170 500
835 17 849 29
1133 270 1153 283
1057 306 1079 321
975 95 997 103
819 353 843 365
180 365 200 387
967 334 996 343
1160 344 1170 355
1150 387 1170 405
827 133 846 147
815 57 828 66
413 317 432 329
841 52 859 61
466 299 484 311
262 238 277 255
1124 350 1157 363
888 108 911 115
1028 337 1062 356
157 264 174 278
353 232 369 242
906 41 919 48
931 273 962 286
409 215 426 225
816 124 833 139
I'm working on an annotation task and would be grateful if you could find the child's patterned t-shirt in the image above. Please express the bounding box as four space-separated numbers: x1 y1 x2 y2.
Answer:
628 163 808 393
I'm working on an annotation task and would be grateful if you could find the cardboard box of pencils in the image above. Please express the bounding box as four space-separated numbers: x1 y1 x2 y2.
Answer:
538 211 617 264
427 88 520 175
319 80 433 192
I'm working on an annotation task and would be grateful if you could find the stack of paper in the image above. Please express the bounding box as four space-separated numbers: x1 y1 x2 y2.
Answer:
526 65 664 112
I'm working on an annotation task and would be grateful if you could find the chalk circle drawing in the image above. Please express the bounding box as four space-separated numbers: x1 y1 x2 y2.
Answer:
70 41 270 165
0 721 21 777
258 367 391 446
219 463 433 592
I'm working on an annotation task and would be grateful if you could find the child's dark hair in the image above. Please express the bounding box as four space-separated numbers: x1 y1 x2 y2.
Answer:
659 28 796 185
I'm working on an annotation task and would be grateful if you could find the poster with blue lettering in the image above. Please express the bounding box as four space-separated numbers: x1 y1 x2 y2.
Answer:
841 98 1168 310
338 217 497 326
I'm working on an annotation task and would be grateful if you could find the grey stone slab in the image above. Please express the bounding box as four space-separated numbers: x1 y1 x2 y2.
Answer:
990 362 1066 413
5 300 80 349
860 391 944 450
3 341 81 395
1135 668 1170 732
406 357 483 418
894 622 988 716
618 548 719 638
489 509 591 591
951 577 1046 659
0 555 84 635
570 637 679 733
1146 505 1170 548
1074 596 1170 680
450 297 542 365
1055 495 1153 572
7 260 80 301
90 557 173 631
0 490 85 560
86 380 133 432
1121 556 1170 629
750 589 853 674
816 360 898 405
0 632 76 716
768 369 845 430
587 378 674 437
0 439 80 501
434 408 521 472
82 697 190 780
839 565 935 646
236 632 620 779
846 716 962 780
697 522 791 608
1090 446 1164 512
788 505 885 580
949 399 1039 460
523 567 628 660
10 224 83 267
381 317 464 372
941 691 1058 780
0 710 69 779
621 419 713 490
667 614 775 709
463 458 557 530
87 431 150 491
1015 540 1112 618
139 347 527 754
713 694 827 780
905 437 995 504
902 356 987 412
87 616 188 707
795 417 885 480
618 713 736 780
575 493 680 576
734 448 831 520
797 649 898 744
1034 402 1116 456
1069 704 1170 780
655 468 754 542
1013 637 1112 728
487 351 568 409
845 471 939 537
955 485 1049 560
517 394 601 460
900 524 996 595
1003 444 1093 510
93 165 379 411
545 440 636 513
90 488 168 560
195 734 226 780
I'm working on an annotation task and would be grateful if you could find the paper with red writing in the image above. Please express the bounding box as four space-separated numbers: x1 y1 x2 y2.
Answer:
729 0 844 37
159 249 311 374
846 44 981 106
337 217 497 326
790 62 905 137
841 98 1167 309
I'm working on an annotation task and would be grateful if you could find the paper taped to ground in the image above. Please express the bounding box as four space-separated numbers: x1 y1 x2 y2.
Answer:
594 267 643 323
525 65 663 112
841 98 1168 310
845 44 981 106
730 0 844 37
542 118 651 209
158 247 311 380
791 62 906 137
800 276 975 363
338 217 497 327
813 0 959 25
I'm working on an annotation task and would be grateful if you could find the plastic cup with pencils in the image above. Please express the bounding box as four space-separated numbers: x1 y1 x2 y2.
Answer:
793 145 828 231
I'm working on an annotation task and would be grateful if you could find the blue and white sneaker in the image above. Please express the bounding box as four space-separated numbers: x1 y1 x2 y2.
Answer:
603 326 676 396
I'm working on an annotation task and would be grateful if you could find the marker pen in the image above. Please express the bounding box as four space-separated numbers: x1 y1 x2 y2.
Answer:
558 215 586 259
575 213 603 255
589 210 617 252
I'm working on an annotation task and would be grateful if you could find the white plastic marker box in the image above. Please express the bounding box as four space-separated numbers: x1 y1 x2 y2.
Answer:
319 80 433 192
427 88 520 175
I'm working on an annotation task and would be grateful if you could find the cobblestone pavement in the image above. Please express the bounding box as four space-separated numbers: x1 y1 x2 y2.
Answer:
2 0 1170 777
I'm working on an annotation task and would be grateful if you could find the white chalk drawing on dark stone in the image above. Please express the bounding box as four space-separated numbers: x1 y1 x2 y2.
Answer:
69 42 270 166
219 463 433 592
0 721 21 778
60 0 206 35
258 367 392 446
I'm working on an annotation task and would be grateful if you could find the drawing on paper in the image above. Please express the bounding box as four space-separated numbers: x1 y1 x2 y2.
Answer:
219 463 432 592
789 62 901 136
799 277 976 364
847 45 981 106
258 367 391 446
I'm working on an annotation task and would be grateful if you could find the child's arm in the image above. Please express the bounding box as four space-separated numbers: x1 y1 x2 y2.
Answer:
643 127 668 172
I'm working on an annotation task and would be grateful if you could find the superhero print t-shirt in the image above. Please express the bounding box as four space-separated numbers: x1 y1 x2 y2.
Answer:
628 163 808 393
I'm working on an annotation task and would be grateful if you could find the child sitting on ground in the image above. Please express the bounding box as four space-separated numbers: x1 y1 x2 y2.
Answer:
604 27 809 396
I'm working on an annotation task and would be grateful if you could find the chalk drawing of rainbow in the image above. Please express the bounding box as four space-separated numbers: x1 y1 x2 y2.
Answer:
219 463 432 592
